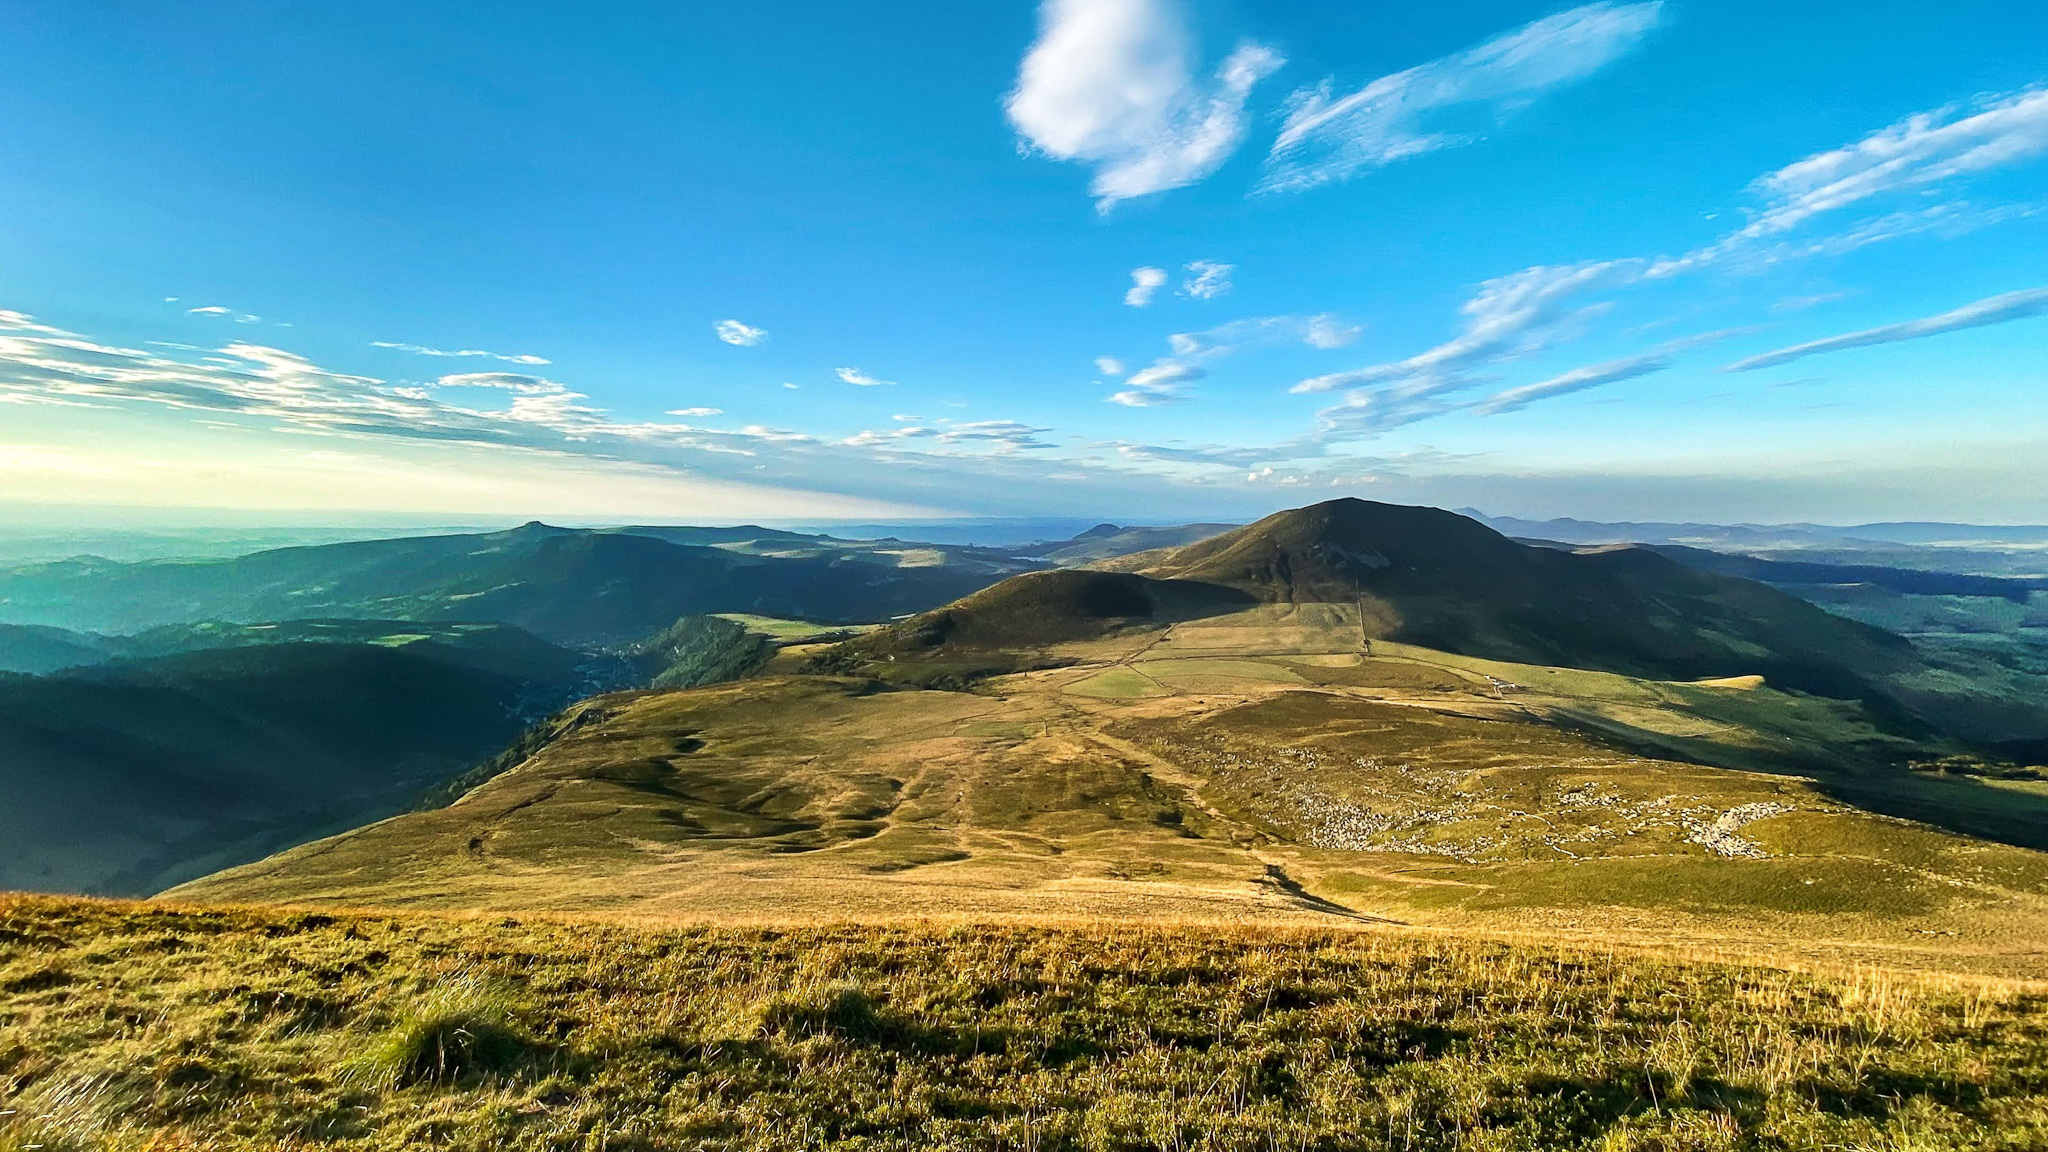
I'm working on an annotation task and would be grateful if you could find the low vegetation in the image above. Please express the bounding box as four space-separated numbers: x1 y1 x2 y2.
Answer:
4 895 2047 1151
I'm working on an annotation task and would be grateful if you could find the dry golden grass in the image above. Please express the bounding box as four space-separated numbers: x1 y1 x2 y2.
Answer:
5 894 2048 1151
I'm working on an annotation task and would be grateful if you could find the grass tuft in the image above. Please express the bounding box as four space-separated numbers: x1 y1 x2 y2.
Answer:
744 979 888 1041
348 974 539 1089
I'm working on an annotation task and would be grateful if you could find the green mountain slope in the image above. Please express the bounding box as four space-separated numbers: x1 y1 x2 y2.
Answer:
0 623 108 674
0 638 586 896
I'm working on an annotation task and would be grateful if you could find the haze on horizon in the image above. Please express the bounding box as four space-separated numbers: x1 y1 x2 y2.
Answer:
3 0 2046 526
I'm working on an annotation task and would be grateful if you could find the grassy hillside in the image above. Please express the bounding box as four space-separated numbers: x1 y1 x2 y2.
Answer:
810 569 1250 686
0 643 551 896
176 632 2048 975
5 895 2047 1151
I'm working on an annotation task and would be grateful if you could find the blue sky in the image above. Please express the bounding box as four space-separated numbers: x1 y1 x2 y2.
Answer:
2 0 2045 524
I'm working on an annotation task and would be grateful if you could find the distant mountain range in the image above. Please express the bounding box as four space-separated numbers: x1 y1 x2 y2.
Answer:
1469 511 2048 553
0 522 1041 646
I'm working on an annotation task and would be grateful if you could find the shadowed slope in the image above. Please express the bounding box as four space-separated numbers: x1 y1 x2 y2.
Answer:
809 569 1252 687
0 643 549 896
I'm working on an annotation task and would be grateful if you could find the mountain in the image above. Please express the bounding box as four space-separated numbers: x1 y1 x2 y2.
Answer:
1617 544 2048 600
0 623 109 674
842 500 1916 700
1468 511 2048 551
1013 522 1242 566
0 522 1042 645
0 623 621 897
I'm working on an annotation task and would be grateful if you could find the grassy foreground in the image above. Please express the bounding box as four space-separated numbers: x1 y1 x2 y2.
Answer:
5 897 2048 1151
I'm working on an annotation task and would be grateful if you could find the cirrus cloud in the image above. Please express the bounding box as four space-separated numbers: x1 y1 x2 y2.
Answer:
1262 2 1666 193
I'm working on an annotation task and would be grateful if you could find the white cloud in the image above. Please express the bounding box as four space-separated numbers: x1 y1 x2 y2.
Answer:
714 319 768 346
1094 356 1127 376
836 367 896 387
1107 358 1203 406
1125 266 1169 307
372 341 552 366
1726 286 2048 372
1743 87 2048 242
187 306 231 315
1263 2 1665 193
1125 360 1203 390
1293 261 1626 395
667 407 724 417
1304 313 1362 349
0 311 62 336
1108 388 1182 407
1472 352 1672 414
782 382 800 389
1179 259 1233 299
1649 88 2048 277
1005 0 1283 209
845 420 1054 453
891 412 923 422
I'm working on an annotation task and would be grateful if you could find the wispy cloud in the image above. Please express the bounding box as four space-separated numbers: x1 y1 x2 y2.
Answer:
1262 2 1665 193
1005 0 1283 209
836 367 896 387
1094 356 1127 376
1726 286 2048 371
188 305 265 324
1279 83 2048 445
9 311 1311 515
1651 87 2048 276
1104 312 1369 409
1125 266 1169 307
713 319 768 346
1179 259 1234 299
1744 87 2048 242
371 341 551 366
1109 359 1203 406
1293 261 1626 396
1304 314 1363 349
845 420 1055 453
1108 389 1183 408
1472 351 1672 414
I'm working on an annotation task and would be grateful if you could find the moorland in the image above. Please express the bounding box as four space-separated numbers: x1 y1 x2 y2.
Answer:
7 498 2048 1150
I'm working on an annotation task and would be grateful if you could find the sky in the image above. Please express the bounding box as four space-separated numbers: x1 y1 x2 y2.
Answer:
2 0 2046 526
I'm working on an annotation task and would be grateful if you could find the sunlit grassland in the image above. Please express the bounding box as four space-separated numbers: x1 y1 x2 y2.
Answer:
4 895 2048 1151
